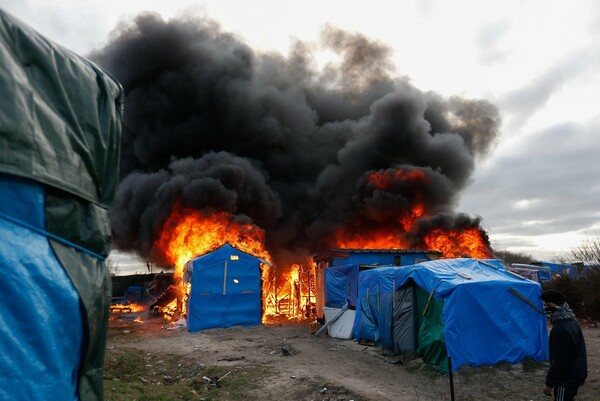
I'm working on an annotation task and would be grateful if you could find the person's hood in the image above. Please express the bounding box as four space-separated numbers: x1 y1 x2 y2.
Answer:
551 302 576 323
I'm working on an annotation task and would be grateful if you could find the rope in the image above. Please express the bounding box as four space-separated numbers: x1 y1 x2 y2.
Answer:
0 210 106 260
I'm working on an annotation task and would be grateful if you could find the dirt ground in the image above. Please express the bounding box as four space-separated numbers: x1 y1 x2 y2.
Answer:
108 314 599 401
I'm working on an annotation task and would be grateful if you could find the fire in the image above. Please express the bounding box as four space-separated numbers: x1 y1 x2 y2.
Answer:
262 262 316 323
367 168 427 190
335 227 410 249
155 206 271 279
332 166 493 259
153 205 314 322
423 227 492 259
110 303 146 313
334 224 491 259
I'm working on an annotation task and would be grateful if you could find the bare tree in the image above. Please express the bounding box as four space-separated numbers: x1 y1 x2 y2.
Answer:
493 249 534 265
568 231 600 264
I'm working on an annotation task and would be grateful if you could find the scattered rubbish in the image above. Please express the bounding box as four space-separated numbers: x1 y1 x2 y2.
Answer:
281 346 290 356
202 370 233 388
165 317 187 330
320 387 328 394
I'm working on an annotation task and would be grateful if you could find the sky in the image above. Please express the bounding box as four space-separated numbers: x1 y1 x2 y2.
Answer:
2 0 600 271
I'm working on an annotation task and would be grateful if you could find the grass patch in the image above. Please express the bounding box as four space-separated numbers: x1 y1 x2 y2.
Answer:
104 348 273 401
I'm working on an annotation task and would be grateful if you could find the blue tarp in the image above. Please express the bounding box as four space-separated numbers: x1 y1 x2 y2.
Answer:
186 244 262 332
354 258 549 371
0 175 83 400
541 262 579 278
330 250 437 267
324 264 359 308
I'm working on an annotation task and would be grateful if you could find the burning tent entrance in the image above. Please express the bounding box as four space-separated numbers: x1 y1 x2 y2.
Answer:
184 244 267 332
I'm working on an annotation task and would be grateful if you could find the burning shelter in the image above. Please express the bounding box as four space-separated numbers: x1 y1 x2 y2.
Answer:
354 258 549 372
185 243 268 332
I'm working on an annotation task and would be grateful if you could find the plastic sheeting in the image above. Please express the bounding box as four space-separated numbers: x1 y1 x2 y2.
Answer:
330 250 438 267
0 176 83 401
324 264 359 308
0 10 123 207
0 10 123 400
354 258 549 372
186 244 262 332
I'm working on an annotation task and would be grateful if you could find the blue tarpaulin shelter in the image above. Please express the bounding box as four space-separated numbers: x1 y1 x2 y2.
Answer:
354 258 549 372
185 244 264 332
316 249 441 318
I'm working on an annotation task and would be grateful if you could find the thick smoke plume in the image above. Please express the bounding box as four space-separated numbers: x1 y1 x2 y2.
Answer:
93 12 500 266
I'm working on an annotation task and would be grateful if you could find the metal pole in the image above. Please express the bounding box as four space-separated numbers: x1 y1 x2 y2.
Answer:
448 356 455 401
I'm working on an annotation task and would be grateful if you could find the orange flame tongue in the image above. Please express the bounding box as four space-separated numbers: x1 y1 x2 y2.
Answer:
423 227 492 259
155 207 270 280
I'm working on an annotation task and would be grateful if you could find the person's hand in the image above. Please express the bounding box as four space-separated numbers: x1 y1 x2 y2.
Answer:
542 385 552 396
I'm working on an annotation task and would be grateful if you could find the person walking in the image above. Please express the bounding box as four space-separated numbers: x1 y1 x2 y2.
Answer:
541 290 587 400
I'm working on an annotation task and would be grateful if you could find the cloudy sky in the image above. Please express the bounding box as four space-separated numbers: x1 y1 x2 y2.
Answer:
2 0 599 266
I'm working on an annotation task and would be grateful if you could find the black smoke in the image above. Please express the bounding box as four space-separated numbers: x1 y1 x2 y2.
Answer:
92 12 500 265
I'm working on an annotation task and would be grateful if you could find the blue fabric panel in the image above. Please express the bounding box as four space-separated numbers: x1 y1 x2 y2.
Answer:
354 258 549 371
0 176 82 401
332 251 435 267
332 253 395 266
324 264 358 308
541 262 577 278
353 266 398 341
187 244 262 332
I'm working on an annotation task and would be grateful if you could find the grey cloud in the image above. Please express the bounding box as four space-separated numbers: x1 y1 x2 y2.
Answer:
499 48 600 131
459 120 600 239
476 19 510 64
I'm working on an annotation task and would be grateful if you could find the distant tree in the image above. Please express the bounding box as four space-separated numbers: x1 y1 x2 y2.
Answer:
493 249 534 266
568 231 600 264
550 252 571 264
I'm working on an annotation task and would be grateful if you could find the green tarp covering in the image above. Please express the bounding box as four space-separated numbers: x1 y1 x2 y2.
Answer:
0 9 123 401
415 287 448 373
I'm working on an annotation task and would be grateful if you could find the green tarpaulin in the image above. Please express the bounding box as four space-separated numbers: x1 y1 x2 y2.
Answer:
0 9 123 401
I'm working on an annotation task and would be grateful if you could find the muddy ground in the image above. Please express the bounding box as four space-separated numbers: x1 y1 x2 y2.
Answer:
107 314 599 401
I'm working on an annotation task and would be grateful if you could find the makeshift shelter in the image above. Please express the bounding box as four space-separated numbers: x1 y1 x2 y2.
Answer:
0 10 123 401
315 249 441 319
510 263 552 283
185 244 265 332
354 259 549 372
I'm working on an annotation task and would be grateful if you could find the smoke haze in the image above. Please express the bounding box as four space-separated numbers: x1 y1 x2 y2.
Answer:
93 12 500 266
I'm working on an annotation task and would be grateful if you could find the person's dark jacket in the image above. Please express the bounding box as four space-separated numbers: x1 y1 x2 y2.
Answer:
545 303 588 387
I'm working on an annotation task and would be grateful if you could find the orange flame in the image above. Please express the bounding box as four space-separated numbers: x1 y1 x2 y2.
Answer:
423 227 492 259
155 207 271 280
332 167 492 258
153 205 315 322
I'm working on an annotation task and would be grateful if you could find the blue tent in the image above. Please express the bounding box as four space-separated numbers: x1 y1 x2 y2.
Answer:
354 258 549 372
317 249 441 315
324 264 360 308
185 244 264 332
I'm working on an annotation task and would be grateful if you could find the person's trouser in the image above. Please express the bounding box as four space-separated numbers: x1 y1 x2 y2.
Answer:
553 384 579 401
